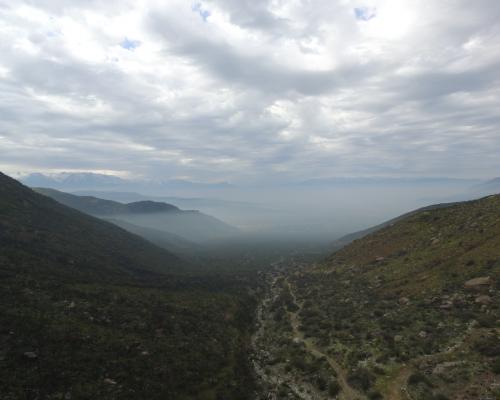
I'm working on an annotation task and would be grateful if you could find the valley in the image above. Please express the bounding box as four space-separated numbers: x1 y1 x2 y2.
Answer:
3 2 500 398
1 173 499 400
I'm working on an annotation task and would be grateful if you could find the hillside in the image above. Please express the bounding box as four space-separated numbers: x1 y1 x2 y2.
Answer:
0 173 257 399
106 218 202 256
2 175 183 278
330 202 460 251
256 195 500 400
35 188 239 243
35 188 180 215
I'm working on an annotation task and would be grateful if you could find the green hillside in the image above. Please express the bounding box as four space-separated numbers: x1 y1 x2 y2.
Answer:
0 173 257 399
263 195 499 400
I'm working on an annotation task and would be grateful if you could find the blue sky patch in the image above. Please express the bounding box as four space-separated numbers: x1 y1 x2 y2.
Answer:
120 38 141 51
354 7 376 21
192 2 211 22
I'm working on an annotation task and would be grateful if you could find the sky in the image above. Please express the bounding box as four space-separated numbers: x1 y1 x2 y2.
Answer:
1 0 500 184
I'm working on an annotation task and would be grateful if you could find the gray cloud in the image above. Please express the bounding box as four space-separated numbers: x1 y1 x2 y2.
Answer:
0 0 499 185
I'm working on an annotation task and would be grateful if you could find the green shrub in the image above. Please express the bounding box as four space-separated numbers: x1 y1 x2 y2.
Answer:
474 335 500 357
408 372 432 387
328 380 341 396
347 367 375 391
491 358 500 374
368 390 384 399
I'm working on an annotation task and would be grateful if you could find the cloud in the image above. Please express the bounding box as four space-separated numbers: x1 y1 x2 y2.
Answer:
0 0 499 184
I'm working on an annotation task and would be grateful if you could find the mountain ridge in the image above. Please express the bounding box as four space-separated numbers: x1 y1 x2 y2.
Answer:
35 187 240 244
0 172 184 278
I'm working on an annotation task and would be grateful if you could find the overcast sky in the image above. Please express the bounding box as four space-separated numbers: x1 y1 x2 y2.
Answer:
0 0 499 183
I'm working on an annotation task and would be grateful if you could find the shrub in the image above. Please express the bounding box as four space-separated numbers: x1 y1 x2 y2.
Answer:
368 390 384 399
347 367 375 391
328 380 341 396
316 375 327 391
474 335 500 357
491 358 500 374
408 372 432 387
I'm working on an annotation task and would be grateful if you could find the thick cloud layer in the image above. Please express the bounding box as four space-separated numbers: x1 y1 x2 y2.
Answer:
1 0 499 182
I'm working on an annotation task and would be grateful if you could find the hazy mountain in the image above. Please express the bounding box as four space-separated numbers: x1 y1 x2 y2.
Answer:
21 172 126 190
35 188 180 215
295 176 479 188
71 189 259 212
472 177 500 196
21 172 232 196
0 173 183 277
35 187 240 243
106 218 202 256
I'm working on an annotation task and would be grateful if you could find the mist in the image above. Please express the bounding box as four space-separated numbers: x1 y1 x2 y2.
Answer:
36 175 482 243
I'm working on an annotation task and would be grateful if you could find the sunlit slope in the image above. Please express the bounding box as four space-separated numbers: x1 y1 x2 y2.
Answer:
326 194 500 294
291 194 500 399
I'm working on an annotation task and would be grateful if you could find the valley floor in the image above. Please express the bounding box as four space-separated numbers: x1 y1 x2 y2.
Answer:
251 261 366 400
251 258 499 400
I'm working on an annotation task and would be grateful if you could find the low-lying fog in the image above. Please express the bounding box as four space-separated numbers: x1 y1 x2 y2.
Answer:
77 178 482 243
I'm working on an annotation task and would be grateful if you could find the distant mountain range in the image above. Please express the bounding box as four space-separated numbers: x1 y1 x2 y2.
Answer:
472 177 500 196
21 172 232 196
295 176 480 187
35 187 240 245
70 190 259 212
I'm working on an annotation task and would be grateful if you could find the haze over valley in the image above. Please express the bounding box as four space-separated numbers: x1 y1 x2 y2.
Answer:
1 1 500 399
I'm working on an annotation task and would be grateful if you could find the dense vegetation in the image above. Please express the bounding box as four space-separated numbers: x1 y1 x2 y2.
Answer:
0 173 259 399
287 194 500 399
4 171 500 399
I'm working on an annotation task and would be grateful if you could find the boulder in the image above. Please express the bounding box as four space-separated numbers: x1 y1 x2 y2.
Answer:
475 295 492 305
440 301 453 310
399 297 410 306
433 361 465 375
23 351 37 359
464 276 493 290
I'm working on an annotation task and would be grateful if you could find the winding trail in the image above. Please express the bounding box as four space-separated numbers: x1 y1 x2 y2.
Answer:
251 274 317 400
386 366 411 400
384 319 478 400
285 278 366 400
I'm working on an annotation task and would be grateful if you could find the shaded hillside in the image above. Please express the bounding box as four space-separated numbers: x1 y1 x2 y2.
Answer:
106 218 202 256
35 188 239 243
0 173 257 399
285 195 500 400
35 187 182 216
2 175 183 278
